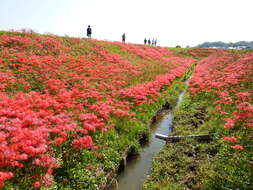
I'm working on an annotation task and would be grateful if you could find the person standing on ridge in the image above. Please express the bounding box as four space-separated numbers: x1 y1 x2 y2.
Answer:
148 39 151 45
122 33 126 43
87 25 92 38
144 38 147 45
152 39 155 46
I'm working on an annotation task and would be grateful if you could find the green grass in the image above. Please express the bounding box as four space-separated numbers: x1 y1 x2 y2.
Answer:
168 47 194 59
143 87 253 190
143 91 218 189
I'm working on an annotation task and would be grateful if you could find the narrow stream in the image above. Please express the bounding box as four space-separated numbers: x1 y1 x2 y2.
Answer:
110 89 187 190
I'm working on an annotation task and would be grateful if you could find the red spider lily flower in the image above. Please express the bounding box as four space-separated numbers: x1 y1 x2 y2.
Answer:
223 118 235 128
52 137 66 146
236 92 251 101
32 181 41 189
246 120 253 128
0 172 14 188
231 145 244 150
223 136 238 142
73 136 93 149
42 174 54 187
236 102 253 112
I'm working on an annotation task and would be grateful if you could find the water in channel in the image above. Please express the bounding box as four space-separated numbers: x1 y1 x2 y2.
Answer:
110 89 187 190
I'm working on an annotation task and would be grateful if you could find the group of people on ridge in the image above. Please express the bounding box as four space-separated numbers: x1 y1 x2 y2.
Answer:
86 25 157 46
144 38 157 46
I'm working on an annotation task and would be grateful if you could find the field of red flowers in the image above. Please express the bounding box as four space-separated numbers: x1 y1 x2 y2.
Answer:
1 31 252 189
188 50 253 188
0 31 196 189
190 51 253 148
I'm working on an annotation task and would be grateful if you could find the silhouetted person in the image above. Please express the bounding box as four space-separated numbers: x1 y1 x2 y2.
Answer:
154 39 157 46
122 33 126 43
152 39 155 46
87 25 92 38
144 38 147 45
148 39 151 45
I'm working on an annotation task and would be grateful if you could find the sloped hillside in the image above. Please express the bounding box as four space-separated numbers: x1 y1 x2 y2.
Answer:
0 31 196 189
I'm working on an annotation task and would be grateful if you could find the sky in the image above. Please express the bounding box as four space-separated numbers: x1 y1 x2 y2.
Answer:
0 0 253 47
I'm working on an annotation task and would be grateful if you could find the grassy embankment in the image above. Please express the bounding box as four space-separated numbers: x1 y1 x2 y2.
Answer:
0 31 195 189
144 50 253 190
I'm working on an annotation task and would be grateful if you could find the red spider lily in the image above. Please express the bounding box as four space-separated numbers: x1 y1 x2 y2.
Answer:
223 136 238 142
73 136 93 149
223 118 235 129
32 181 41 189
42 173 54 187
231 145 244 150
0 171 14 188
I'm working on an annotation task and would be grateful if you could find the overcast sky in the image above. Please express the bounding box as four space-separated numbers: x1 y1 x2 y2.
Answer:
1 0 253 47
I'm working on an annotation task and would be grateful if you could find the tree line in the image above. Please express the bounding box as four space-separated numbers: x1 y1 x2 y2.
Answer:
196 41 253 48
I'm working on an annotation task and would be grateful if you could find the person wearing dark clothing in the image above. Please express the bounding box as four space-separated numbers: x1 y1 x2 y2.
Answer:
148 39 151 45
154 39 157 46
144 38 147 45
87 25 92 38
122 33 126 43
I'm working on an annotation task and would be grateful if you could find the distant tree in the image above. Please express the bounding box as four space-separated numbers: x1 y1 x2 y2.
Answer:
196 41 253 49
